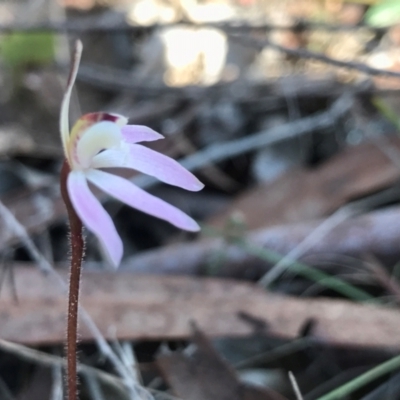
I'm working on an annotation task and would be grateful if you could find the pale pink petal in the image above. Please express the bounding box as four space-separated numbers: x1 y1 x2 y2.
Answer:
67 170 123 267
86 169 200 232
91 145 204 191
121 125 164 143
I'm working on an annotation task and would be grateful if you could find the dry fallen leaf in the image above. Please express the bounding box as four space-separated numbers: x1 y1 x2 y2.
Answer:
1 267 400 348
157 326 288 400
209 137 400 230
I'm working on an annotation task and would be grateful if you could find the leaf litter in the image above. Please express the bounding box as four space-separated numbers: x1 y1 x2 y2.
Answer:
2 0 400 398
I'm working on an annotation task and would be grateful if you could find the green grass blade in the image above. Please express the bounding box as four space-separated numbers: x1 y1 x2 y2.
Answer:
316 353 400 400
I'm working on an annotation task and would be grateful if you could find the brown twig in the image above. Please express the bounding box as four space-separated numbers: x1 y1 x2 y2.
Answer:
231 34 400 79
132 93 353 189
77 60 400 104
60 161 84 400
0 18 387 34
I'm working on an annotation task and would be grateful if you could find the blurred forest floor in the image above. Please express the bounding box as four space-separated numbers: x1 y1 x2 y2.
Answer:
2 0 400 399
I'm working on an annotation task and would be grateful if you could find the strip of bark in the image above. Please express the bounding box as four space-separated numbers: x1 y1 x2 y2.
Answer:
1 269 400 348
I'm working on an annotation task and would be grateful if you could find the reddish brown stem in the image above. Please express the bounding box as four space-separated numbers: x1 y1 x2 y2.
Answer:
60 160 84 400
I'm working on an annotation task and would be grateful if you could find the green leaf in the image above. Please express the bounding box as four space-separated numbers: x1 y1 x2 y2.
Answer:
365 0 400 27
1 32 55 68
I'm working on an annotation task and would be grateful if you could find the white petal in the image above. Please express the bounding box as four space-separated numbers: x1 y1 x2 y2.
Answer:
75 121 122 169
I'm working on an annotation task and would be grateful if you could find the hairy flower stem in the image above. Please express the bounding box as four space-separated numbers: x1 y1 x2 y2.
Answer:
60 160 84 400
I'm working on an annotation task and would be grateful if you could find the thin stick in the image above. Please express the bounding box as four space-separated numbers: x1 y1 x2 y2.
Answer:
132 93 353 189
84 371 106 400
289 371 304 400
0 19 387 34
231 34 400 79
258 207 354 287
60 161 84 400
0 338 129 398
50 362 64 400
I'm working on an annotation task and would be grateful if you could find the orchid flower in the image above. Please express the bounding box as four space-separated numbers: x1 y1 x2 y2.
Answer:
60 41 203 268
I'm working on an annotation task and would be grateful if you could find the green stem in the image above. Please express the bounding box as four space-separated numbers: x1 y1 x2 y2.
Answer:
316 353 400 400
202 225 375 303
60 160 84 400
240 240 375 302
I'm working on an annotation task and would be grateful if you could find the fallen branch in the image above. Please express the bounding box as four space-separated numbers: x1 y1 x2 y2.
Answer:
2 268 400 348
121 206 400 278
